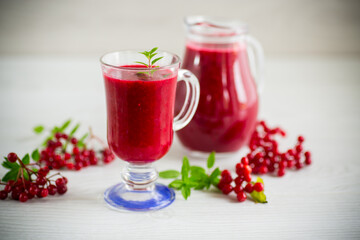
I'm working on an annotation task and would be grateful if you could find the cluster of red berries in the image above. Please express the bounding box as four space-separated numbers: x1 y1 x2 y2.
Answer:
218 157 264 202
0 153 68 202
39 132 115 171
247 121 312 177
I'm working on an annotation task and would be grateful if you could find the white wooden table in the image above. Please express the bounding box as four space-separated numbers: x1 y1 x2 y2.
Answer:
0 55 359 239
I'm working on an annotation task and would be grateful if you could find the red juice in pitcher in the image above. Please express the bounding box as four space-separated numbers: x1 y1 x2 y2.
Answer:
175 16 264 155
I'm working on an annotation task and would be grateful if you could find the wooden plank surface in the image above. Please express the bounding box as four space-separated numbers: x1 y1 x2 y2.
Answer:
0 56 359 239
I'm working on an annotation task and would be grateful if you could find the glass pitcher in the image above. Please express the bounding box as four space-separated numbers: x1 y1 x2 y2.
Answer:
175 16 264 157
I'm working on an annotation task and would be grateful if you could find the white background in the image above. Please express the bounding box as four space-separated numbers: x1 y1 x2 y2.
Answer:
0 1 359 239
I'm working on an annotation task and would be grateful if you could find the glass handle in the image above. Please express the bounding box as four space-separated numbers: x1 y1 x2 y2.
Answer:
173 69 200 131
246 35 265 94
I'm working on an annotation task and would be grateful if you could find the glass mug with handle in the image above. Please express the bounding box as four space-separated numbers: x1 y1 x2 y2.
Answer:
100 50 199 211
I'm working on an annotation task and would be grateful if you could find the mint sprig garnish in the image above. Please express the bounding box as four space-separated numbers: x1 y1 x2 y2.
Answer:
135 47 163 76
159 151 221 200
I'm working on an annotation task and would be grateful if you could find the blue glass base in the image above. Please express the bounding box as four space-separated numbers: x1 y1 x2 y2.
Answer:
104 183 175 211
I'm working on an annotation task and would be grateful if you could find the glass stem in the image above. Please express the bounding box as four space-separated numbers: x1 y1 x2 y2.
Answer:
121 163 158 191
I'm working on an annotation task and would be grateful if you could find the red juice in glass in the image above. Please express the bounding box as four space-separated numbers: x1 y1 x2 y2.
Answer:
103 66 177 163
101 50 199 211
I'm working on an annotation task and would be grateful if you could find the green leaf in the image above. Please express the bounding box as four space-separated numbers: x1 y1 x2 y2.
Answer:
207 151 216 169
77 133 89 148
189 175 202 182
169 179 183 190
69 123 80 137
22 154 30 165
162 73 171 78
159 170 180 179
181 156 190 181
209 167 221 181
134 61 148 66
181 186 191 200
33 125 44 134
23 169 29 181
149 47 158 54
151 56 163 65
139 51 150 57
2 168 19 182
250 177 267 203
59 119 71 132
137 71 150 76
211 177 220 187
2 158 20 170
32 168 38 173
194 182 206 190
150 68 158 74
204 178 212 189
190 166 206 176
31 149 40 162
187 181 199 188
51 126 60 134
149 53 157 59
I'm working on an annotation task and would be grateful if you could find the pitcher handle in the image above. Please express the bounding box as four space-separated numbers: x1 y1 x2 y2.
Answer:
173 69 200 131
246 35 265 94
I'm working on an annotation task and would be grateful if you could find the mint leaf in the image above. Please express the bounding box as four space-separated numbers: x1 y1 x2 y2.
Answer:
159 170 180 179
151 56 163 65
194 182 206 190
250 177 267 203
187 181 199 188
134 61 148 66
136 48 162 77
139 51 150 57
22 154 30 165
190 166 206 175
2 168 19 182
207 151 215 169
209 167 221 181
169 179 183 190
59 119 71 132
33 125 44 134
209 168 221 187
181 156 190 181
149 47 158 54
31 149 40 162
181 186 191 200
137 71 150 76
211 177 220 187
162 73 171 78
150 68 158 74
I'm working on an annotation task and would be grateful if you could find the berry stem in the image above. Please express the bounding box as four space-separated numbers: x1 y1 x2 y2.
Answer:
17 158 32 181
47 172 62 179
89 127 107 148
